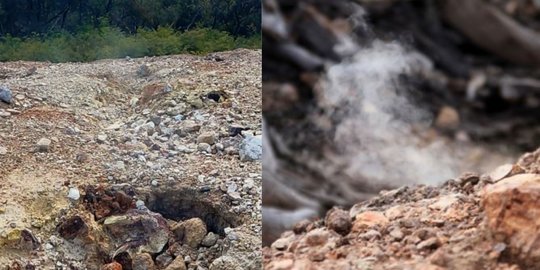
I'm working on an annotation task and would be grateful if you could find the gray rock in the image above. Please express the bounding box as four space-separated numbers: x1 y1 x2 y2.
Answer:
215 143 224 151
0 85 12 104
227 183 237 193
193 111 206 121
209 256 242 270
150 116 162 125
114 161 125 170
201 232 219 247
136 200 146 210
227 183 242 200
137 64 152 77
173 115 184 121
141 122 156 135
37 138 52 152
224 227 234 235
239 136 262 161
198 143 211 153
156 253 174 268
133 253 156 270
96 134 108 143
132 119 146 128
243 179 255 191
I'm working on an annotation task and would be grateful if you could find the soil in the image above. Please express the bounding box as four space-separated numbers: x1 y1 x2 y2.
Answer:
0 49 262 269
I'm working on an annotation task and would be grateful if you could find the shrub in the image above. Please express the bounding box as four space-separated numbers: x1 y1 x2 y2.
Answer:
0 24 261 62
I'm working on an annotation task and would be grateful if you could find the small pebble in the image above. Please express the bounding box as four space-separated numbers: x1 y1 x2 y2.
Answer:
67 188 80 200
37 138 52 152
136 200 146 210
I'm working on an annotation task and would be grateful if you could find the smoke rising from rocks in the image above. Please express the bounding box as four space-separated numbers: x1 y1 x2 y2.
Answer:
322 40 458 186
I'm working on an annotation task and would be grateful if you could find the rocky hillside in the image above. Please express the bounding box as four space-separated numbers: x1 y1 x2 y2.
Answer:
0 49 262 270
263 148 540 270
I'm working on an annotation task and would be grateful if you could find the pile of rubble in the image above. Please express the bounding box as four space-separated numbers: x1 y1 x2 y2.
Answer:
0 49 262 269
264 148 540 269
46 184 257 270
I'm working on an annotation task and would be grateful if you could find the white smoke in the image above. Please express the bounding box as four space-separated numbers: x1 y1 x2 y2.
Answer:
322 40 458 186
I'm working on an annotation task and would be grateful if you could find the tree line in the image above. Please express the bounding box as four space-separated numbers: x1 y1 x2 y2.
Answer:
0 0 260 62
0 0 260 37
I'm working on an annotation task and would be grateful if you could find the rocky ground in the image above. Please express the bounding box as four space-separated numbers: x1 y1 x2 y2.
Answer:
0 49 262 270
263 148 540 270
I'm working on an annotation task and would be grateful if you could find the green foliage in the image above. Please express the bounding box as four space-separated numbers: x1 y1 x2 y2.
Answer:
235 34 262 49
178 28 236 53
0 25 261 62
0 0 260 38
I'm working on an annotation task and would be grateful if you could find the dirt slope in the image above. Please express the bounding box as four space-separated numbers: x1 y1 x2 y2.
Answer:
0 49 262 269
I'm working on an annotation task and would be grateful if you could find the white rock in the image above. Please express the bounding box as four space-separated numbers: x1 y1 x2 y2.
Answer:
67 188 80 200
136 200 146 210
215 143 224 151
239 135 262 161
198 143 211 152
96 134 108 143
243 178 255 190
227 183 238 193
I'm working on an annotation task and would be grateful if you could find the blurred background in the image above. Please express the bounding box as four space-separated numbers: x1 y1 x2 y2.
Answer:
262 0 540 244
0 0 260 62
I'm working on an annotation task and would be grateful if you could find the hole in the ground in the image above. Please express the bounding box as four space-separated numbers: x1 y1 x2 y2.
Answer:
207 92 222 102
140 186 242 236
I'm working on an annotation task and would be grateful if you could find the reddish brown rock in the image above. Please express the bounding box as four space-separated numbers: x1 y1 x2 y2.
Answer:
352 211 388 232
304 229 329 247
324 207 351 236
483 173 540 267
101 262 122 270
293 220 311 234
139 83 172 104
